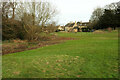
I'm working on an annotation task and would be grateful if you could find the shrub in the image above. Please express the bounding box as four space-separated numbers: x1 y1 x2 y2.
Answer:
2 18 26 40
23 25 42 41
44 23 58 33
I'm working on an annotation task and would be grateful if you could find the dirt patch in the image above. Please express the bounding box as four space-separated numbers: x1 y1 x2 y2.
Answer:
93 30 106 34
54 37 75 41
13 71 20 75
2 36 75 55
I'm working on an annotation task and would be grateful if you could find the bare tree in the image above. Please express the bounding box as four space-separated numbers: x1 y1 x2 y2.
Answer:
2 0 57 41
36 2 57 26
32 0 35 25
19 1 57 41
0 0 18 19
0 1 11 18
21 13 42 41
10 0 17 19
18 1 57 26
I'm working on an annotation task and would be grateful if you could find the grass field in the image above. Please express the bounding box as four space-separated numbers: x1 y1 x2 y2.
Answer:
2 30 118 78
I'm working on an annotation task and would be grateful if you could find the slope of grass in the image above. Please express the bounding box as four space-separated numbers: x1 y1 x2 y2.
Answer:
2 30 118 78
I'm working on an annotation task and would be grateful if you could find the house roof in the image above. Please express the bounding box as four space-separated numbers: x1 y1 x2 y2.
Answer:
65 23 71 27
69 23 75 27
73 26 79 29
65 22 89 27
59 26 64 28
82 22 89 24
65 23 75 27
77 22 81 26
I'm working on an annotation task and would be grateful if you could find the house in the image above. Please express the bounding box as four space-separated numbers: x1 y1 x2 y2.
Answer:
65 21 78 32
58 26 65 31
79 22 89 28
64 21 90 32
78 22 90 32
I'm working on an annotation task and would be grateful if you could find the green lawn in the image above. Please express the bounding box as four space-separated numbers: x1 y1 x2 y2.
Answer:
2 31 118 78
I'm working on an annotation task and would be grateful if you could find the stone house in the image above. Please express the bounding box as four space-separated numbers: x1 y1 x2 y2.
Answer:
65 21 78 32
58 26 64 31
64 21 89 32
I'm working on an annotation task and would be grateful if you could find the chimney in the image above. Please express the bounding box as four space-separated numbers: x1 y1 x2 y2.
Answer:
75 21 77 25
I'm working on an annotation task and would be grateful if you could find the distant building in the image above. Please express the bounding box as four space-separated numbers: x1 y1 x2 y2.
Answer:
65 21 78 32
58 26 65 31
79 22 89 28
64 21 90 32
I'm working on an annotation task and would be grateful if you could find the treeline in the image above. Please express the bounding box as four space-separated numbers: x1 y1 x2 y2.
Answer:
1 1 58 41
89 1 120 30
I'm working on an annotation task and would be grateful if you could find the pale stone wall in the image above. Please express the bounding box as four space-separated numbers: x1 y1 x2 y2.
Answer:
79 26 87 28
58 26 64 30
65 27 69 31
73 29 78 32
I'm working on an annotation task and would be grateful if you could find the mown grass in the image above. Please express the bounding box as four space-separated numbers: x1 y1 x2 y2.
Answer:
2 30 118 78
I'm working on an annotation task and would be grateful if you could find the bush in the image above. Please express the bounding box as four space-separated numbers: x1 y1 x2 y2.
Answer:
2 18 26 40
23 25 42 41
44 24 58 33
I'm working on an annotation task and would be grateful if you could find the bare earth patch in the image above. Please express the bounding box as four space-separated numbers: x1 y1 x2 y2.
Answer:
2 36 75 55
93 30 107 34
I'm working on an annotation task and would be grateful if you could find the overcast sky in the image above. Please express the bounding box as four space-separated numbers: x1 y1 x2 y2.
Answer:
2 0 119 25
46 0 119 25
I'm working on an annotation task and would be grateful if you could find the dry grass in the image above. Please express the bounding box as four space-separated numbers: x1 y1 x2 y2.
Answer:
93 30 106 34
2 35 74 55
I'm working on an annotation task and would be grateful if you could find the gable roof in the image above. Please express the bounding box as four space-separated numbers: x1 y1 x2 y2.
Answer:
65 21 89 27
69 23 75 27
73 26 79 29
82 22 89 24
59 26 64 28
77 22 81 26
65 23 75 27
65 23 71 27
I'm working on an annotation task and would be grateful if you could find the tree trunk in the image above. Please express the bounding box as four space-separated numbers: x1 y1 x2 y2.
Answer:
32 1 35 25
12 0 15 19
12 7 15 19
